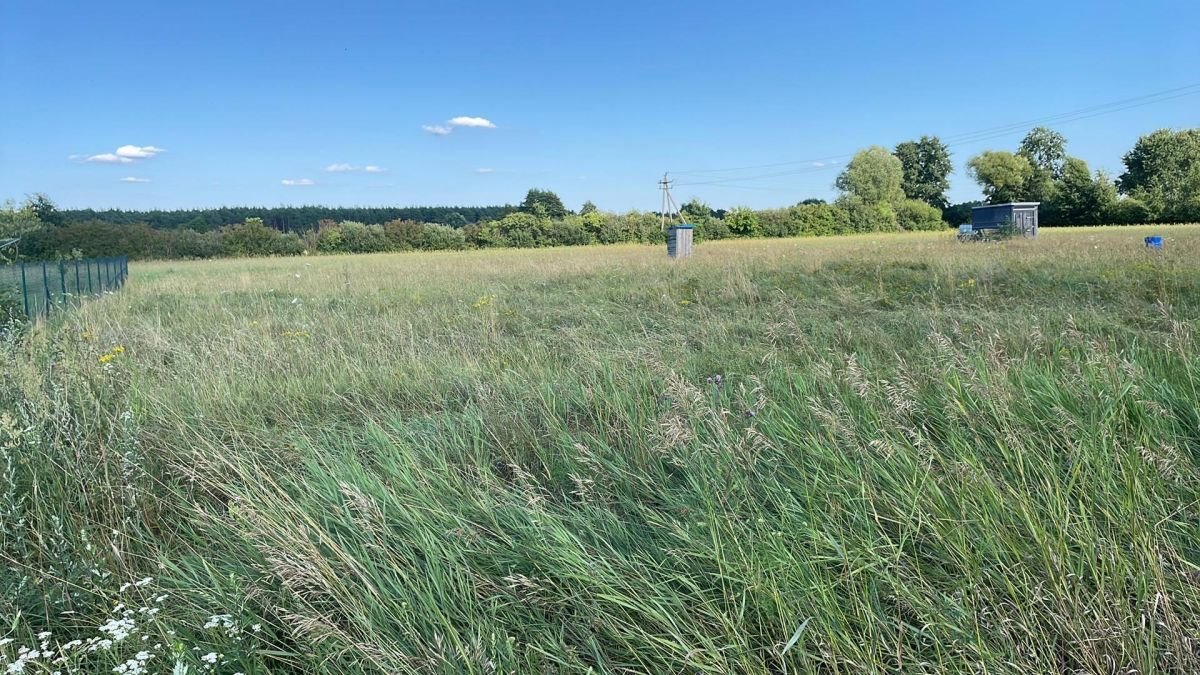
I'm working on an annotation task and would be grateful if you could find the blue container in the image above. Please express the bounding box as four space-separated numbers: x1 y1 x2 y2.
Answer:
1145 235 1163 249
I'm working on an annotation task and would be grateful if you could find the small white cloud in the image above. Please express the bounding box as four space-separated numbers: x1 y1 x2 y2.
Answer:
448 116 496 129
115 145 165 159
119 177 151 183
325 163 357 172
363 165 387 173
811 161 825 167
81 144 164 163
475 168 495 174
85 153 133 164
423 116 496 136
281 178 315 186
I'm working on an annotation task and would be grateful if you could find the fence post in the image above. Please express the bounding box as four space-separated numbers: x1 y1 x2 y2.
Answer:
19 262 29 317
74 259 81 295
59 261 67 300
41 261 52 317
87 259 93 294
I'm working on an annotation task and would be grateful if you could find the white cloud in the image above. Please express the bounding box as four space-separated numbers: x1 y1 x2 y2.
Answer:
115 145 165 159
423 115 496 136
84 153 133 164
81 144 164 164
119 177 151 183
811 161 826 167
281 178 315 186
475 168 495 174
448 116 496 129
326 163 388 173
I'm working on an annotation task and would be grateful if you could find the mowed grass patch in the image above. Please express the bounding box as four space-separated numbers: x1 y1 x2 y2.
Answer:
3 225 1200 673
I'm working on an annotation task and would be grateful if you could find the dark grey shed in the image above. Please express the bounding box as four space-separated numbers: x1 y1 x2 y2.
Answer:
971 202 1040 237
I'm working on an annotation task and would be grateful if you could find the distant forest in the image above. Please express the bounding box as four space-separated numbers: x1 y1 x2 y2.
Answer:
56 205 517 232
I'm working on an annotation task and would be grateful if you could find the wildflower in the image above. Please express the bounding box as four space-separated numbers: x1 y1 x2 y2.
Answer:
471 294 494 310
35 633 51 641
200 652 218 664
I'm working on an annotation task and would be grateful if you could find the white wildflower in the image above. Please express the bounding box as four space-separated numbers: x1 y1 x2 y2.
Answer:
200 652 218 664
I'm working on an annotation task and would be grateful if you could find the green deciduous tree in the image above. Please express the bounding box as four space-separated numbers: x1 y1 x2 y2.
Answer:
967 151 1034 204
0 199 45 240
894 136 952 209
519 189 568 219
1048 158 1117 225
1018 127 1068 180
579 200 598 215
835 146 906 206
1118 128 1200 222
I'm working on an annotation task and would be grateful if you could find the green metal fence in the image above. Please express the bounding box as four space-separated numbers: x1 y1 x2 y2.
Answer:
0 256 128 319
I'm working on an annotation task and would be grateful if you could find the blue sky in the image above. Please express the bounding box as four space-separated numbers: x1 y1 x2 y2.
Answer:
2 0 1197 212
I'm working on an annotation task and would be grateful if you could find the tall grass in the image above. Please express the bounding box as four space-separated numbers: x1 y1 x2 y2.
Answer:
3 226 1200 673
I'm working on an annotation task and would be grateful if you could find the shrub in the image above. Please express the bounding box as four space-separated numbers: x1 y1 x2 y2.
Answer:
725 207 761 237
337 221 390 253
547 216 594 247
417 224 467 251
793 203 852 236
1105 197 1150 225
757 209 796 238
839 196 899 232
383 220 428 250
896 199 946 231
316 227 346 253
222 218 301 257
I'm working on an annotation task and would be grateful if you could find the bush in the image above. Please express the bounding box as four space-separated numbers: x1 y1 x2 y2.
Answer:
756 209 796 238
0 283 22 319
163 228 223 259
337 222 390 253
839 197 899 232
725 207 761 237
222 218 302 257
547 216 594 247
316 227 345 253
793 203 851 237
383 220 427 250
417 224 467 251
694 218 731 242
1105 198 1150 225
896 199 946 231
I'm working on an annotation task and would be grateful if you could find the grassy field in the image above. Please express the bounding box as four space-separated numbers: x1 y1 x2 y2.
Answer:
3 226 1200 674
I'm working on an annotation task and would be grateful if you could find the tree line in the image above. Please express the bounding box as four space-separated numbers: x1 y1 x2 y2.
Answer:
52 205 515 232
2 125 1196 261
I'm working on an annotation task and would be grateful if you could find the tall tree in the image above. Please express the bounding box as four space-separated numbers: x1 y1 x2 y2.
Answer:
835 146 905 205
893 136 952 209
1017 127 1068 180
520 189 568 219
967 151 1034 204
1118 128 1200 222
580 200 598 215
1050 157 1117 225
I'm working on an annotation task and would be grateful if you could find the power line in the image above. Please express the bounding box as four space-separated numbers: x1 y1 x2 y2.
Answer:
670 82 1200 188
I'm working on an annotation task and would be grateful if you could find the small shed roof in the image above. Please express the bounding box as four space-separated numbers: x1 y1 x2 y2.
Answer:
971 202 1041 210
